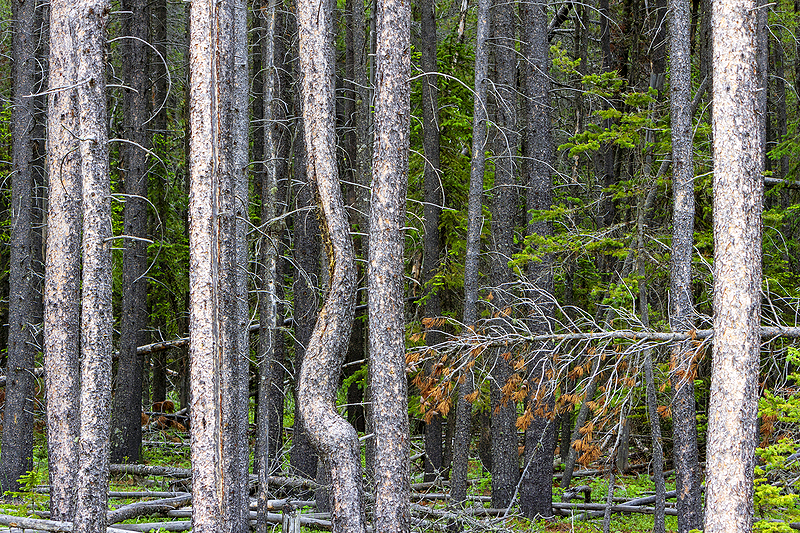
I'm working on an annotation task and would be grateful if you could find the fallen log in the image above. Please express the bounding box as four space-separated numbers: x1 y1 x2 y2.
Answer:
107 494 192 524
0 513 132 533
551 501 678 516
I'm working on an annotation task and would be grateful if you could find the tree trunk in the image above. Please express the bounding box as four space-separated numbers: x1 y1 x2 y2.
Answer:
111 0 149 465
74 1 113 531
296 0 366 527
519 0 555 518
187 0 249 529
704 0 765 528
668 0 703 528
451 0 490 504
369 0 410 528
2 0 43 494
488 0 519 509
45 0 82 521
419 0 444 484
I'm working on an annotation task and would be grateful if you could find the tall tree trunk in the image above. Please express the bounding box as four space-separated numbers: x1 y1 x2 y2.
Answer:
296 0 366 528
45 0 82 521
704 0 764 528
668 0 703 528
188 0 249 529
369 0 410 528
2 0 43 494
451 0 490 504
111 0 149 464
74 0 113 530
419 0 444 483
488 0 519 509
519 0 555 517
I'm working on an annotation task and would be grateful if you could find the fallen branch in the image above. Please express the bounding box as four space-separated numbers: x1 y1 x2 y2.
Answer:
107 494 192 524
552 501 678 516
0 513 131 533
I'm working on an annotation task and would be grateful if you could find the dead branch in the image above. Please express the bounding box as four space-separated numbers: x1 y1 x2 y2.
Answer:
107 493 192 524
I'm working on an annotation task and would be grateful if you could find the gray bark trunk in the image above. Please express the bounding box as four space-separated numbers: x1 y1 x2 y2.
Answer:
668 0 703 528
488 0 519 509
451 0 490 504
3 0 43 494
296 0 366 528
419 0 443 483
111 0 149 465
519 0 555 518
705 0 765 529
74 0 113 531
369 0 410 528
45 0 81 521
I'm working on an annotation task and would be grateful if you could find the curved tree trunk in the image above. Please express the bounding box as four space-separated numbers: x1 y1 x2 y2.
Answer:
45 0 82 520
296 0 366 528
705 0 764 529
369 0 410 528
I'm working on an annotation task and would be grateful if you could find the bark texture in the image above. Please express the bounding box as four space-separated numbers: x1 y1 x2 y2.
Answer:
705 0 764 528
296 0 366 528
488 0 519 509
187 0 248 529
369 0 411 528
668 0 703 528
45 0 82 521
519 0 556 518
74 0 113 531
451 0 490 504
111 0 149 465
419 0 444 483
2 0 43 494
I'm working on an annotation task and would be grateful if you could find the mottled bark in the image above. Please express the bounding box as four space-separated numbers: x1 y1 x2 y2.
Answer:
188 0 248 530
668 0 703 528
704 0 764 528
488 0 519 509
2 0 43 494
111 0 149 465
74 0 113 531
519 0 555 518
419 0 444 483
45 0 81 521
296 0 366 528
369 0 410 529
451 0 490 504
257 0 282 528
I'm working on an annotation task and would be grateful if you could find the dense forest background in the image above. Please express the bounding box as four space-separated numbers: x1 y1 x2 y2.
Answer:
0 0 798 530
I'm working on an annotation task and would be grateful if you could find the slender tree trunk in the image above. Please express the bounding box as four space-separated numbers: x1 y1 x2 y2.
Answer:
74 0 113 530
296 0 366 528
369 0 410 528
45 0 82 521
451 0 490 504
2 0 43 494
668 0 703 528
704 0 764 528
519 0 555 517
419 0 444 483
488 0 519 509
111 0 149 465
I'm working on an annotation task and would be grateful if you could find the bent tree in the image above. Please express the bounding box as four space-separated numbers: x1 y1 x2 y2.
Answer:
296 0 366 529
705 0 764 529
